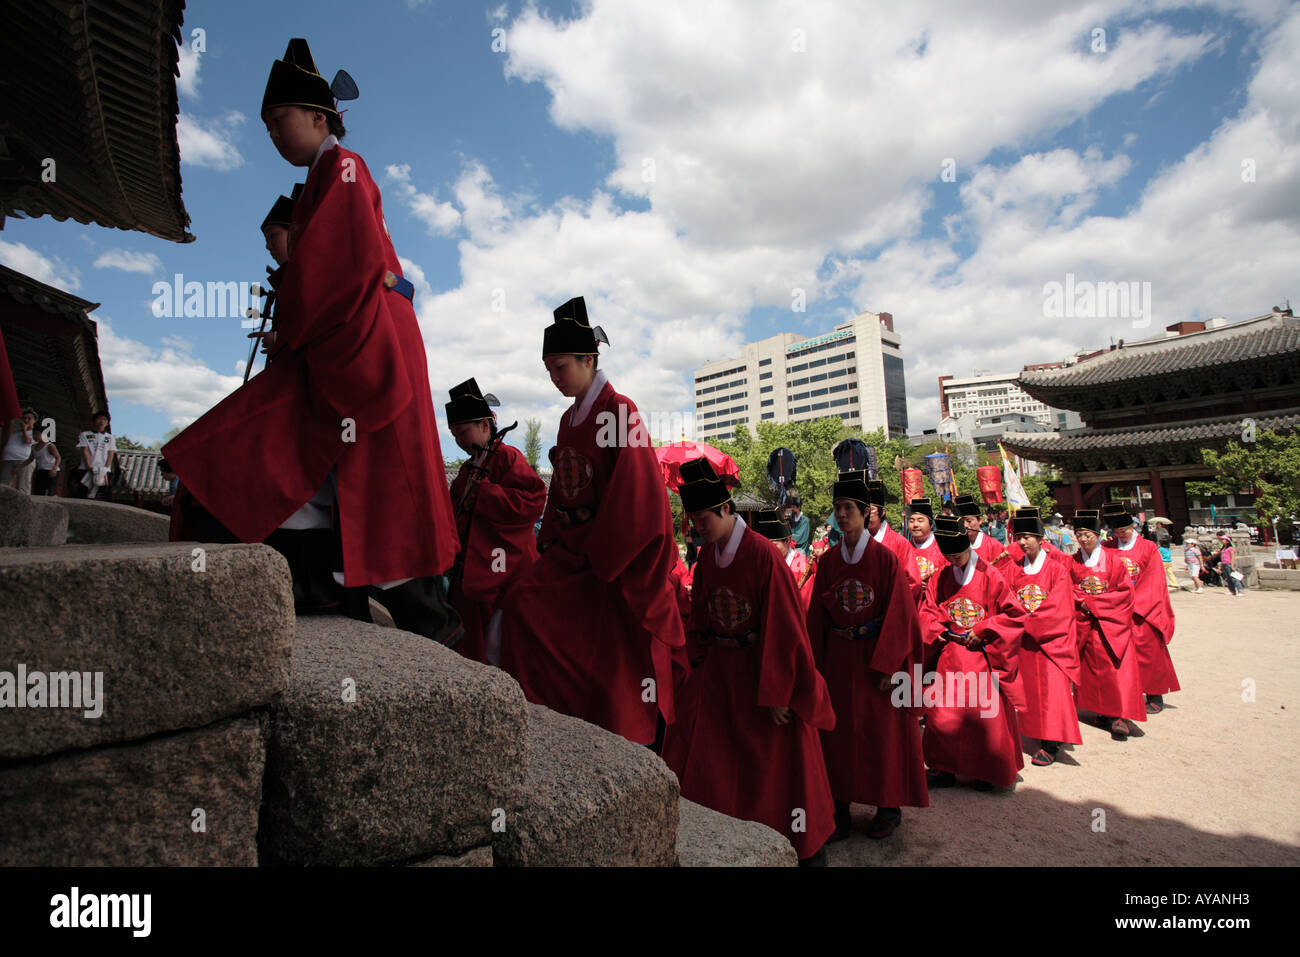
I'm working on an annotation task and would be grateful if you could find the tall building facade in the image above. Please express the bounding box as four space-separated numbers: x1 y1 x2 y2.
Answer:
693 311 907 442
938 371 1079 430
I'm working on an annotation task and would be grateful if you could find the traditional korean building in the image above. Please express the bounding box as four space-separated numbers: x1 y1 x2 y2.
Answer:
1001 309 1300 530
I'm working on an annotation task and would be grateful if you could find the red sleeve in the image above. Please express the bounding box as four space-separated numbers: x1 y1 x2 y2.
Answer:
276 148 411 431
974 570 1026 712
1073 556 1135 657
804 551 831 671
473 446 547 526
868 546 924 677
1130 539 1175 644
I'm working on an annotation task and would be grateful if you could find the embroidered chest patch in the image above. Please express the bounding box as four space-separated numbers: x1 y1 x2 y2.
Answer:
837 579 875 614
945 596 986 630
708 586 753 631
552 446 594 500
1016 583 1047 614
1119 556 1141 585
1078 574 1108 595
915 555 937 581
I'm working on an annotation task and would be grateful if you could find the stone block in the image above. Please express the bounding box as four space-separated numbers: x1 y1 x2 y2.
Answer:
493 703 679 867
261 616 527 866
676 798 797 867
0 543 294 759
0 715 265 866
57 497 170 544
0 485 67 547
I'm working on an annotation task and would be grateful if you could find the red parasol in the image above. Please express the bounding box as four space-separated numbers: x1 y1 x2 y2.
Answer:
655 441 740 491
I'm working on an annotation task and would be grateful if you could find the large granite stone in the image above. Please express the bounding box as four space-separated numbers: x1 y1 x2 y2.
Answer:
676 798 797 867
57 497 170 544
494 703 680 867
409 847 494 867
0 485 67 547
0 715 265 866
0 543 293 759
261 616 528 866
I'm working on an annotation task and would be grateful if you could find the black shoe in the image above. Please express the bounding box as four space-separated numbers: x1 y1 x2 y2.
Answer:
798 846 828 867
926 769 956 789
370 576 464 647
866 807 901 839
972 779 994 792
1145 695 1164 714
828 800 852 842
1110 717 1129 741
264 528 344 614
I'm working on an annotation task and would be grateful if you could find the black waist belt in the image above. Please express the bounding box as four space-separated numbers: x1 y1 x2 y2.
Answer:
556 503 596 526
706 630 758 649
831 619 881 642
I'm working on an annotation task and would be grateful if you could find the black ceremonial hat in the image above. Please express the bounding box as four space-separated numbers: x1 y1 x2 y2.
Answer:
262 39 358 117
1074 509 1101 533
909 497 934 520
543 296 608 357
866 480 887 509
953 493 982 517
831 469 870 506
260 193 297 233
1101 501 1136 529
1010 506 1045 537
752 507 792 542
935 516 970 556
678 457 732 514
445 378 499 427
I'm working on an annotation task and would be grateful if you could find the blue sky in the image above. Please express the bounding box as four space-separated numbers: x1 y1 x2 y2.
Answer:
3 0 1297 453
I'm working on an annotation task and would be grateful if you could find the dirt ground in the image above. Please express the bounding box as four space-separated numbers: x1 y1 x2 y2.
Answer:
826 569 1300 866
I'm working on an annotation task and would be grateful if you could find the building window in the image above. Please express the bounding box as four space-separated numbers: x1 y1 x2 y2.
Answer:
759 358 772 367
759 371 772 381
760 385 773 394
761 412 774 420
761 399 774 407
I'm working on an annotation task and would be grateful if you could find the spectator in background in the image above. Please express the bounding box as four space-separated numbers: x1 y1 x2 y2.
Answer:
1 407 37 491
76 411 116 501
1158 541 1179 589
1219 536 1245 597
1183 538 1204 593
986 508 1007 544
159 458 179 508
31 430 61 496
786 493 811 552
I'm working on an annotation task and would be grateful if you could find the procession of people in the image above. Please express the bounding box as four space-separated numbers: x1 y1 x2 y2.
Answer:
157 37 1180 868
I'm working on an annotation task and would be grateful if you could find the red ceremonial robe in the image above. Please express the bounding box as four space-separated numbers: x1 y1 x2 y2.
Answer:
908 533 949 598
1104 536 1180 696
1070 546 1145 722
448 443 546 664
499 376 685 744
807 535 929 809
875 523 923 601
1000 539 1070 570
919 557 1027 786
970 530 1009 570
784 547 816 612
663 522 836 858
164 145 459 584
0 327 20 424
1004 552 1082 744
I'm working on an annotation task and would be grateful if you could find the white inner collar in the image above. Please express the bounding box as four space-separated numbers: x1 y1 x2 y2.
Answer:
717 515 747 569
840 532 869 565
311 134 340 173
569 370 609 428
913 532 935 550
1117 531 1138 551
972 530 985 550
1082 544 1102 567
950 552 978 586
1022 549 1047 575
872 522 889 543
785 547 799 568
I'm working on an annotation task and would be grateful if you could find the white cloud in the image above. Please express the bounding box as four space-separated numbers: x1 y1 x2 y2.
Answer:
0 240 81 291
178 111 246 171
176 43 201 98
95 319 244 429
94 249 164 275
385 164 462 236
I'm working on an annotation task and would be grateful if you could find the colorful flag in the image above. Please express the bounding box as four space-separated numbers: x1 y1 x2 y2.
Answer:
999 441 1031 509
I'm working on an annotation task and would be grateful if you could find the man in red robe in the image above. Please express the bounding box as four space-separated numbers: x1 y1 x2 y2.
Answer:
664 460 836 864
1070 509 1146 741
498 298 684 746
163 39 461 641
866 480 922 601
807 470 927 840
955 494 1011 573
1101 502 1179 714
444 379 547 664
919 517 1027 790
757 510 816 613
906 498 948 597
1002 507 1081 766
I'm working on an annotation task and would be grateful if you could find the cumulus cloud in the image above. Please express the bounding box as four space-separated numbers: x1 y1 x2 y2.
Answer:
94 249 164 275
178 111 245 171
176 42 201 98
0 240 81 291
385 164 462 236
96 319 243 429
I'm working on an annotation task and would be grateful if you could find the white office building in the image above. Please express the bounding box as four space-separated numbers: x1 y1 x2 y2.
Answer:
938 372 1080 431
693 311 907 442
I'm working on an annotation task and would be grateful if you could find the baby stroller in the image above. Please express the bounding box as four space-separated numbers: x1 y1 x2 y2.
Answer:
1200 551 1224 588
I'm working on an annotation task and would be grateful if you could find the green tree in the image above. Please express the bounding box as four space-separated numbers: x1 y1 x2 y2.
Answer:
523 418 543 470
114 436 152 451
1194 430 1300 537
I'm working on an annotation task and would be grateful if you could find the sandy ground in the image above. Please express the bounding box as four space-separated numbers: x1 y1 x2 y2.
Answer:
826 573 1300 866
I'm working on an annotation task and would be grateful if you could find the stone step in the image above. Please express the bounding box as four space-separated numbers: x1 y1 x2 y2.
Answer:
676 798 797 867
0 715 265 866
261 616 528 866
0 543 293 760
493 703 680 866
0 485 67 547
56 497 170 544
